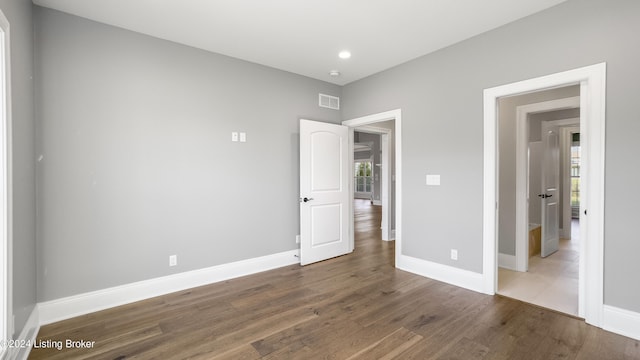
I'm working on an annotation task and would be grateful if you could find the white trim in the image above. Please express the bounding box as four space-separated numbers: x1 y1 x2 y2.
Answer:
483 86 498 296
397 255 484 293
348 128 355 252
498 253 517 271
372 200 382 206
380 131 390 240
603 305 640 341
389 229 396 241
38 250 300 325
484 63 606 328
515 97 580 273
7 307 38 360
343 109 401 266
0 9 11 360
354 125 392 134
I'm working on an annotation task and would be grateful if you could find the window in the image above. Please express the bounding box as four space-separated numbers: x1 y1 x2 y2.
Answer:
570 133 580 218
354 160 372 193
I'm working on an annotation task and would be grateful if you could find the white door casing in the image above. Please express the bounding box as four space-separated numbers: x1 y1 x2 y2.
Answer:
541 124 560 257
343 109 402 265
380 132 390 240
0 9 10 356
484 62 606 326
299 119 351 265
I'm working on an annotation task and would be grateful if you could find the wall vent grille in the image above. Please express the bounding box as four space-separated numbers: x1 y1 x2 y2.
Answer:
319 93 340 110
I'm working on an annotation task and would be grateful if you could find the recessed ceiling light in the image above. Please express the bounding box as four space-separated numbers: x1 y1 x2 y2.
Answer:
329 70 341 77
338 51 351 59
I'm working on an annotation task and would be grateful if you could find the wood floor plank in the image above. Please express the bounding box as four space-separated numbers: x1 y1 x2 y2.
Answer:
345 327 423 360
45 324 164 360
260 343 315 359
435 337 489 360
28 200 640 359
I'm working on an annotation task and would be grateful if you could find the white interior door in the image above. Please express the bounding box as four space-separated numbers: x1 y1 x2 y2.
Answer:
300 119 351 265
541 125 560 257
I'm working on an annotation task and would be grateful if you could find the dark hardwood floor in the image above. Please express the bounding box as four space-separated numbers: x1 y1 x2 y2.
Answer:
30 199 640 359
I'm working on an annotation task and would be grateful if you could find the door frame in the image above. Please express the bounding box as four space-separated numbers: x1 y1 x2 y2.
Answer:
514 97 580 273
343 109 401 263
0 8 11 353
483 63 606 326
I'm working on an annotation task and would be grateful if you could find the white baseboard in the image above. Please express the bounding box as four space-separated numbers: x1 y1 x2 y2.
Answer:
498 253 517 271
381 229 396 242
603 305 640 341
396 255 484 293
7 306 39 360
17 252 640 352
38 250 300 326
372 200 382 206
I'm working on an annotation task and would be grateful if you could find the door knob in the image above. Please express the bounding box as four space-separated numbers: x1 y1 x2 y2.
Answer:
537 194 553 199
301 197 314 203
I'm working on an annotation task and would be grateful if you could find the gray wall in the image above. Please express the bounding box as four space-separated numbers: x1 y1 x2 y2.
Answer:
342 0 640 313
497 86 579 255
35 7 341 301
0 0 36 338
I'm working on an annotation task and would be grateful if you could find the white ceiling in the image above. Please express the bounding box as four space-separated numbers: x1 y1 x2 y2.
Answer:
32 0 567 86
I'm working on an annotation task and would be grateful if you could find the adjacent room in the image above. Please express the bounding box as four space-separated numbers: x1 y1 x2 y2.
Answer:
2 0 640 359
496 85 582 316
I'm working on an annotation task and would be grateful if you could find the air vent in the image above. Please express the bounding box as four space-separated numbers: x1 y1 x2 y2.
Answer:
319 93 340 110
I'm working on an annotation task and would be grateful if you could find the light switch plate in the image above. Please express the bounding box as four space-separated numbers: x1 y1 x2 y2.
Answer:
426 174 441 186
231 132 239 142
240 132 246 142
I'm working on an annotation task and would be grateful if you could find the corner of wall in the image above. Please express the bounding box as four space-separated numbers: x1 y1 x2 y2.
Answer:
7 306 39 360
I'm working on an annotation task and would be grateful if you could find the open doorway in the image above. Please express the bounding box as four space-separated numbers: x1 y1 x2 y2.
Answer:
483 63 606 327
495 88 582 316
343 110 402 265
353 125 395 242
